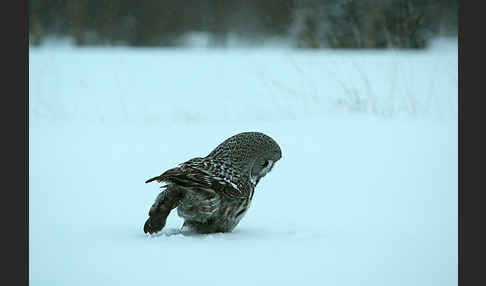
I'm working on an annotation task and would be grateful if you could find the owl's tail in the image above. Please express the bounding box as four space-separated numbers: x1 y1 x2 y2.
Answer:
145 167 187 185
145 176 161 184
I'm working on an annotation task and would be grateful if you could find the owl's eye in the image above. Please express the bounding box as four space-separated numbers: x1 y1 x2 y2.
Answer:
261 160 269 168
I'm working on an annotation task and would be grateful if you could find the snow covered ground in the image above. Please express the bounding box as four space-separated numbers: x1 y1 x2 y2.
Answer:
29 38 457 285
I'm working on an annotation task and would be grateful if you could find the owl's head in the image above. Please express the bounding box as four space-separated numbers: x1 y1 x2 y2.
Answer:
208 132 282 186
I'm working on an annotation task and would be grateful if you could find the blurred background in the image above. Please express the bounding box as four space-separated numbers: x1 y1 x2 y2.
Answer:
30 0 457 49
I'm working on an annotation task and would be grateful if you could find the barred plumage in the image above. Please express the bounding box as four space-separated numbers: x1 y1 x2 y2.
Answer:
143 132 282 234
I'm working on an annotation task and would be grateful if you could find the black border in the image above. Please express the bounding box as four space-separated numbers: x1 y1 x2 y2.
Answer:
458 2 463 285
24 0 29 284
459 0 481 285
6 0 28 284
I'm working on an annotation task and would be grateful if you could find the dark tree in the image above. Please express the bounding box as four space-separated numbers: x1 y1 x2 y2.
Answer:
29 0 457 49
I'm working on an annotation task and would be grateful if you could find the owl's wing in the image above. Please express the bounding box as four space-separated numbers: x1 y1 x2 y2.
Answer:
145 166 210 188
145 158 247 199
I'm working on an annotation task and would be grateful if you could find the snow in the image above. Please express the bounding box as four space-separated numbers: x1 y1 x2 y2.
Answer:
29 37 457 285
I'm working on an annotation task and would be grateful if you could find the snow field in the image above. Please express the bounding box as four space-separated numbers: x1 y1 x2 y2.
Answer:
29 38 457 285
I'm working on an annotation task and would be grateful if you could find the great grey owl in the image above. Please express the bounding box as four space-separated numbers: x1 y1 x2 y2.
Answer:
143 132 282 234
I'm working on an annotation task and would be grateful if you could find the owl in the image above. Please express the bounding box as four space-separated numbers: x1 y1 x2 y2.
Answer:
143 131 282 234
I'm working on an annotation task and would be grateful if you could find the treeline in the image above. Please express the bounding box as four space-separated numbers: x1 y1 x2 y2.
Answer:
29 0 458 48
